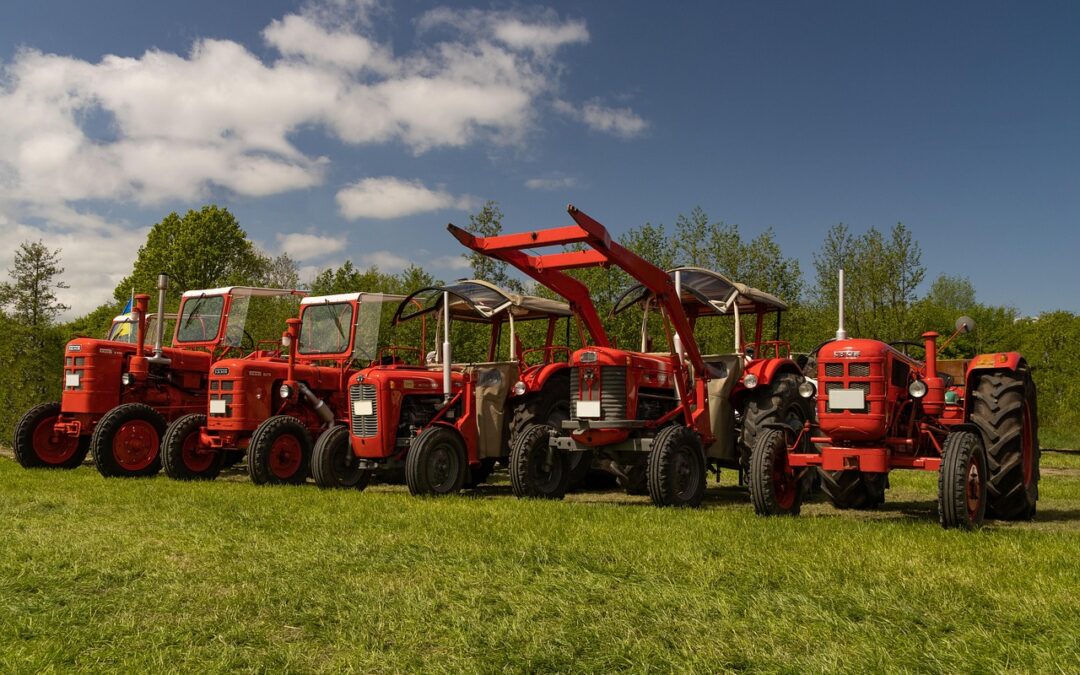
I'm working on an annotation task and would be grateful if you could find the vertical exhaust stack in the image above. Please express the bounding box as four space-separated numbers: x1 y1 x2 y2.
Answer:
836 268 847 341
153 274 169 358
442 291 452 403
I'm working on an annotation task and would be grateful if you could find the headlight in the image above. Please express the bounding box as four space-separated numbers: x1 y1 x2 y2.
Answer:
512 381 527 396
121 372 134 386
281 335 291 348
279 383 293 399
743 373 758 389
908 379 928 398
798 380 816 398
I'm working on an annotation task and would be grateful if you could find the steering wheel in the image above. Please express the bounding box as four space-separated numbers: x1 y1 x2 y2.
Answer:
239 329 256 352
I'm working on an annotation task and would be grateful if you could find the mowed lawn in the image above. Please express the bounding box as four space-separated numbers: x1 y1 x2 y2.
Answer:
1 449 1078 673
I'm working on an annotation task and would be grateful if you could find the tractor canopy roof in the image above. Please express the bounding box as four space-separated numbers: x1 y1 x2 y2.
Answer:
394 279 571 325
181 286 307 298
612 266 787 317
301 292 405 306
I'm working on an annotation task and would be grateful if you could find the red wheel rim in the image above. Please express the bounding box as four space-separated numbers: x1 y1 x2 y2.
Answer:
771 441 797 510
33 414 80 465
965 454 983 521
112 420 159 471
268 434 303 479
1021 402 1034 486
180 430 215 473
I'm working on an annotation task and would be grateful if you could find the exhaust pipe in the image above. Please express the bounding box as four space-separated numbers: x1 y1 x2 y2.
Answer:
836 268 847 341
147 274 172 365
298 383 335 426
443 290 452 403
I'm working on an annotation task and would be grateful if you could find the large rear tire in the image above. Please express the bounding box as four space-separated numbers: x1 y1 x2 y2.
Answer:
161 414 224 481
647 425 706 508
312 425 370 490
509 423 568 499
13 402 89 469
91 403 165 477
509 372 570 451
749 428 803 516
938 429 987 530
247 416 312 486
817 469 886 509
405 426 467 496
971 369 1039 520
741 373 812 474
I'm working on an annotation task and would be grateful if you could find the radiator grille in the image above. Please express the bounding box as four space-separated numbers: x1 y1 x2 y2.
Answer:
824 363 844 377
350 383 378 437
849 362 871 377
571 366 627 420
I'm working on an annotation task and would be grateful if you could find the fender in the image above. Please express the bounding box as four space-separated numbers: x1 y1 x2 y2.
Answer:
743 357 803 388
519 361 571 393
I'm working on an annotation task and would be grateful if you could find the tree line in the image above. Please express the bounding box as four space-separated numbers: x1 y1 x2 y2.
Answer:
2 203 1078 448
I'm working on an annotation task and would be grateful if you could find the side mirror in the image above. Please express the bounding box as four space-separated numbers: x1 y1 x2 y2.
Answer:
955 316 975 334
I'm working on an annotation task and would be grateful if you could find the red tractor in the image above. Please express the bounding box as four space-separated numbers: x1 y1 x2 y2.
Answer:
451 205 808 506
13 277 299 477
161 292 408 485
752 276 1039 529
311 280 576 496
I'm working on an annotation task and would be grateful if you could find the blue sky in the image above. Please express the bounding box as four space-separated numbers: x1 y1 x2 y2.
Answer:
0 0 1076 317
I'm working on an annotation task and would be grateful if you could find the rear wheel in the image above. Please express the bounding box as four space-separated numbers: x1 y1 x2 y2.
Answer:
405 426 467 496
312 425 370 490
91 403 165 477
13 402 89 469
509 372 570 451
938 430 987 530
509 423 568 499
749 428 803 516
972 369 1039 520
741 373 812 474
247 416 312 486
647 426 706 508
161 414 224 480
818 469 886 509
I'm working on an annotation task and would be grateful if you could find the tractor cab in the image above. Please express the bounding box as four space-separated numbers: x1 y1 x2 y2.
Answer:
107 311 176 344
321 280 572 495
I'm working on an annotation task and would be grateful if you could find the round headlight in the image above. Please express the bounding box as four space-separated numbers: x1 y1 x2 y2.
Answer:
798 380 816 399
121 372 134 386
512 381 527 396
908 379 928 398
743 373 758 389
279 383 293 399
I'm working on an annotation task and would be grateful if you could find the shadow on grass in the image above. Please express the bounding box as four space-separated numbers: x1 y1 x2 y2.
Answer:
1033 508 1080 523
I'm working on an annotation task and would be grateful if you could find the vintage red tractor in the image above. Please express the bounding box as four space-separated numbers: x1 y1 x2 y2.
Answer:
13 277 299 477
749 272 1039 529
451 205 808 506
161 292 408 485
311 280 576 495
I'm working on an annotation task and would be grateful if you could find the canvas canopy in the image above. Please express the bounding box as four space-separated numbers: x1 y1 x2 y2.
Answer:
395 279 571 325
612 266 787 317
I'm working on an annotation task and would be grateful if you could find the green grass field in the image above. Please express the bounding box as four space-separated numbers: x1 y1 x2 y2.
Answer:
1 450 1078 673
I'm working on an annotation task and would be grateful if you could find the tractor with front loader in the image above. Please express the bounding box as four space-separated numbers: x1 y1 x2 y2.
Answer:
450 205 809 507
161 292 408 485
750 272 1039 529
13 277 301 477
312 280 576 495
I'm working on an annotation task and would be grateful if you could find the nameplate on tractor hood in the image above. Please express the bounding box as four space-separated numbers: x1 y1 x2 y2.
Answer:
68 345 81 351
213 367 229 376
832 350 861 358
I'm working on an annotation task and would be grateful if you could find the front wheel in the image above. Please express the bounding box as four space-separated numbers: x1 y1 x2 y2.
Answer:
647 426 706 508
509 423 568 500
13 402 89 469
247 416 312 486
161 414 223 480
405 426 467 496
749 428 803 516
91 403 166 477
938 430 987 530
312 425 370 490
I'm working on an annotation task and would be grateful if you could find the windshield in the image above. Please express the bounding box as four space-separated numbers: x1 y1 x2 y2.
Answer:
175 295 225 343
354 295 402 365
107 315 170 345
299 302 354 355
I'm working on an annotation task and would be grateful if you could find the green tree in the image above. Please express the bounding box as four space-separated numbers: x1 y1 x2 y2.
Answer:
115 205 268 303
464 201 523 292
0 240 70 328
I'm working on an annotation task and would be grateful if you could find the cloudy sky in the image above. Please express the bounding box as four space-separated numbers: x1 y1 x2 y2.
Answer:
0 0 1077 317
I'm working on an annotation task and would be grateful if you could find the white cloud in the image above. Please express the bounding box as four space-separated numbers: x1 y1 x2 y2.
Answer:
419 8 588 56
428 253 472 272
357 250 411 271
276 231 347 262
554 98 648 138
336 176 474 220
525 176 577 190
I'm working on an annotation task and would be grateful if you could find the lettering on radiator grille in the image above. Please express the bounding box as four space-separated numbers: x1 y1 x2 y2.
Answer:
350 383 378 437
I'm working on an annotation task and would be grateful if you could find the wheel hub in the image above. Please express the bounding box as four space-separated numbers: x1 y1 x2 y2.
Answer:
32 415 79 464
113 419 158 470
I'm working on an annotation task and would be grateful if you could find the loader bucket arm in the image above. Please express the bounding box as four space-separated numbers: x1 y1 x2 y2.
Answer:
447 223 611 348
453 204 706 374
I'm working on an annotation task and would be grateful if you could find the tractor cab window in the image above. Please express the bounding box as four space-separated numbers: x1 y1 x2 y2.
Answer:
353 296 399 365
176 295 225 343
299 302 354 355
